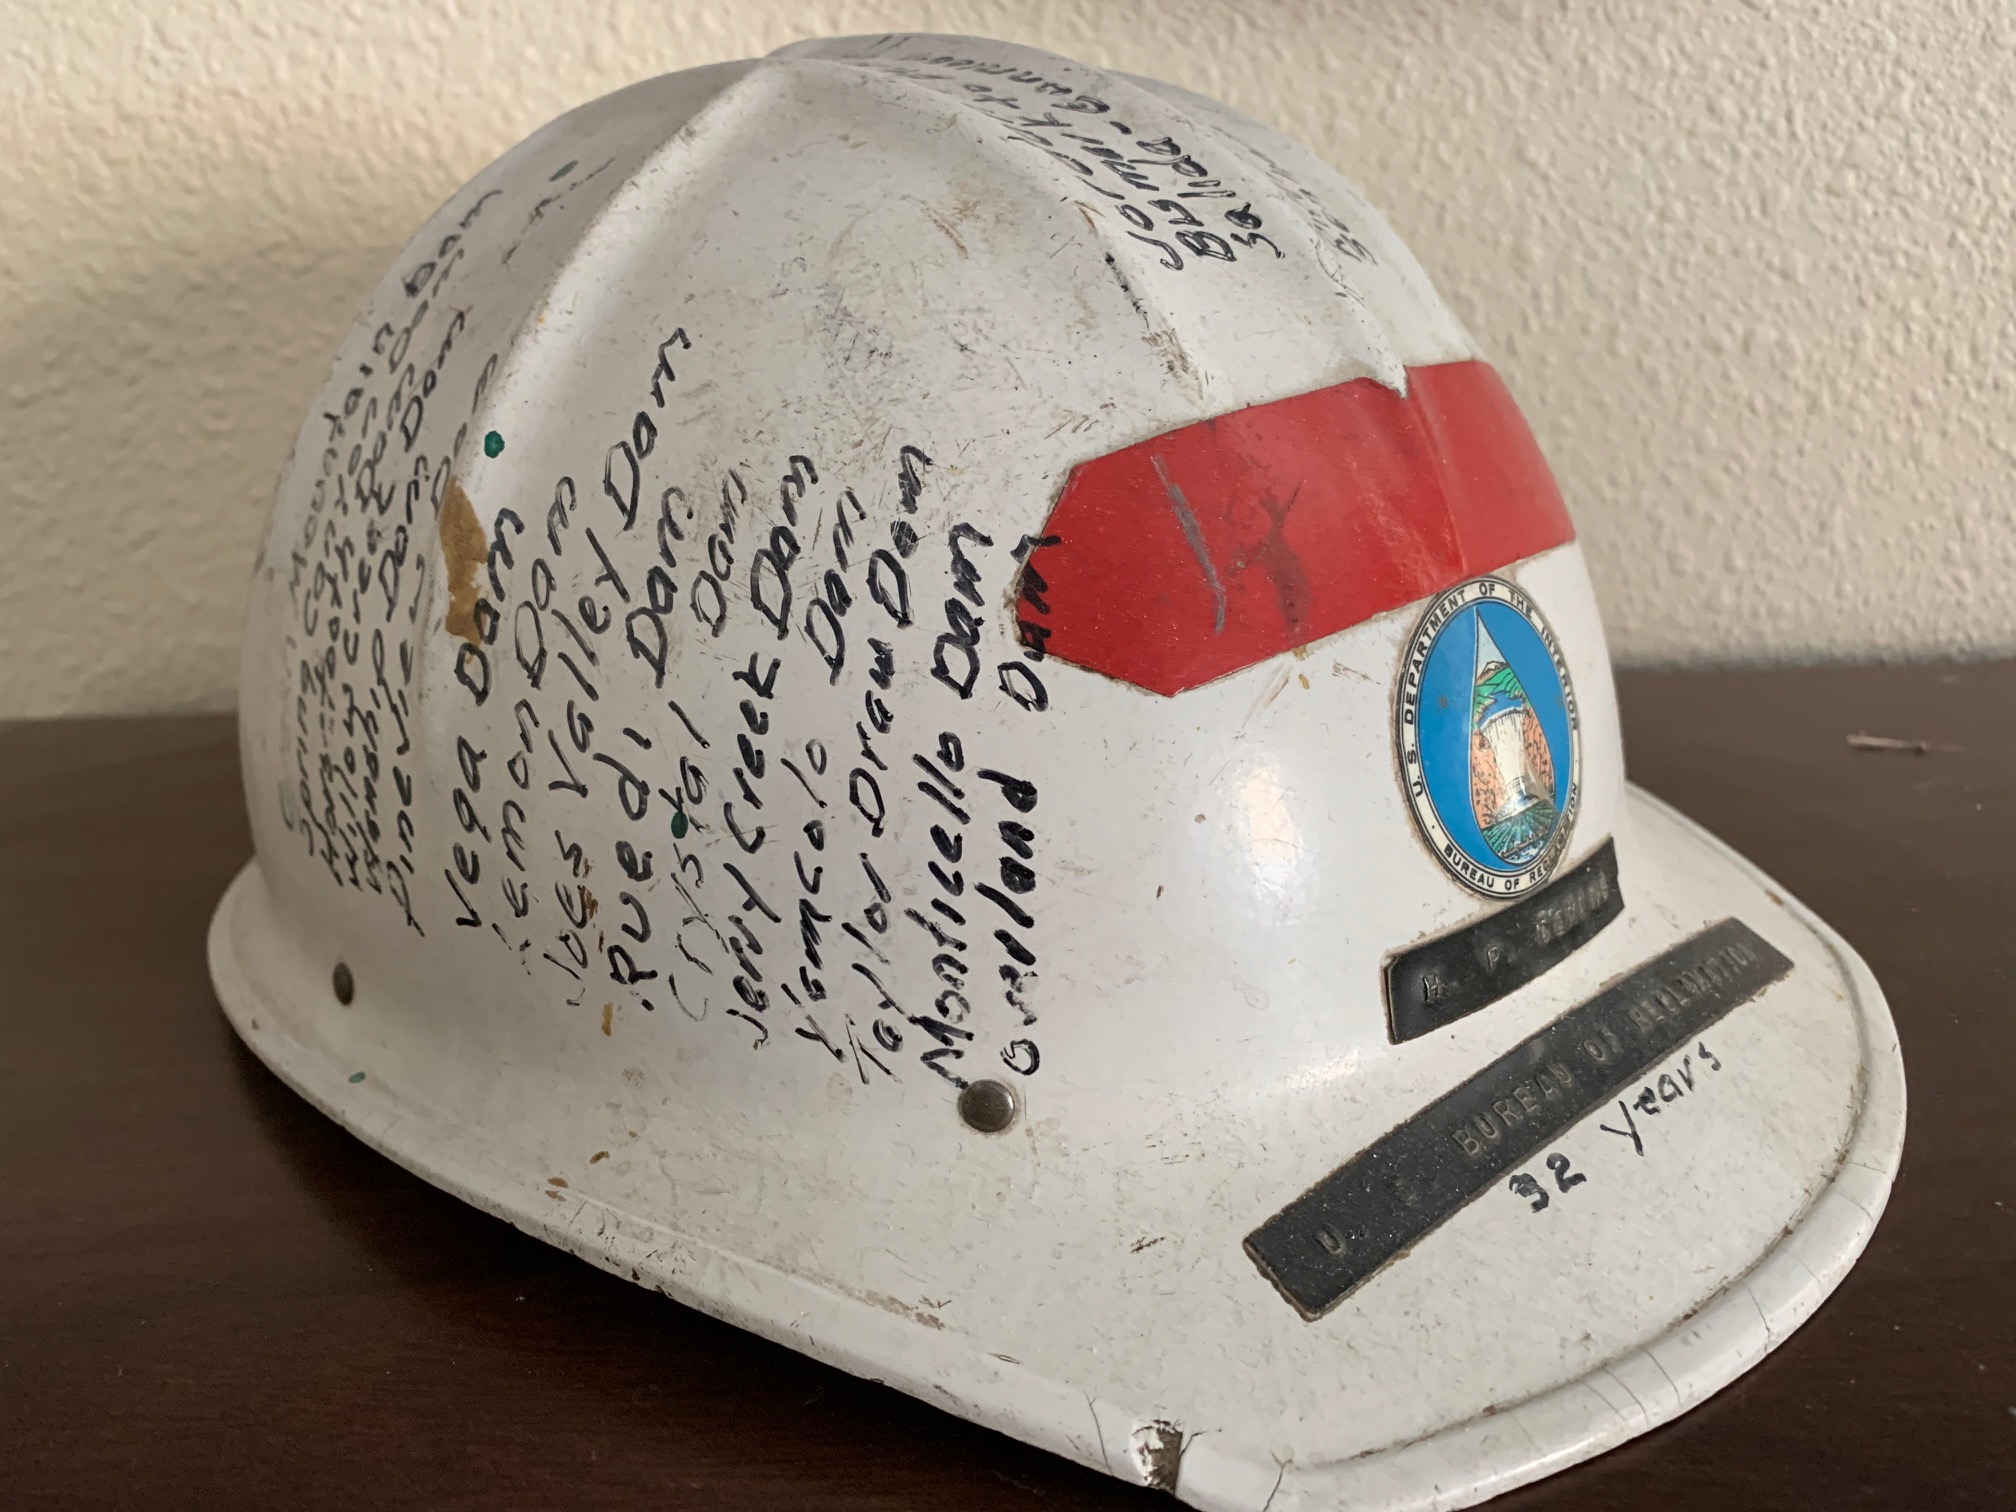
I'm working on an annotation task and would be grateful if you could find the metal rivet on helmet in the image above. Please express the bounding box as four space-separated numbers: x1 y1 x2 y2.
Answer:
957 1078 1018 1134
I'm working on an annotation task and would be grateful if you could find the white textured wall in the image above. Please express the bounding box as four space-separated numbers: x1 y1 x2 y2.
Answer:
3 0 2010 717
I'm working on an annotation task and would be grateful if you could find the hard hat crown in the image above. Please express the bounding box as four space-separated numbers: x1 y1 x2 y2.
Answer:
237 32 1620 1084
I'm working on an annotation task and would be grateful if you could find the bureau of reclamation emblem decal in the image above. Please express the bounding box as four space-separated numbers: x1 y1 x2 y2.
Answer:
1397 577 1580 896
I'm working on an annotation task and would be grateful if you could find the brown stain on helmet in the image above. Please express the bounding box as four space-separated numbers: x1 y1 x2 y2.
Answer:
439 478 487 645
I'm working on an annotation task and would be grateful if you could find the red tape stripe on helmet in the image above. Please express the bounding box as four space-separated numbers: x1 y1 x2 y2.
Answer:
1021 360 1576 696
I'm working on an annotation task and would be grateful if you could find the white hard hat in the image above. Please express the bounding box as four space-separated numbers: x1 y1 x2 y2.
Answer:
211 34 1904 1511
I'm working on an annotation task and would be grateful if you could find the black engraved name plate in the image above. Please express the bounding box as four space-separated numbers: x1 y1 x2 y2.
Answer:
1386 839 1624 1043
1248 918 1794 1319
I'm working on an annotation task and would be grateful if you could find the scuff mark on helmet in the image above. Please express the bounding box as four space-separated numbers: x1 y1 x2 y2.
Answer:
1132 1418 1184 1493
439 478 488 646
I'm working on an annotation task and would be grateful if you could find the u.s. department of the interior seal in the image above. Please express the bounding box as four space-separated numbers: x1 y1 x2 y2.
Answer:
1397 577 1580 897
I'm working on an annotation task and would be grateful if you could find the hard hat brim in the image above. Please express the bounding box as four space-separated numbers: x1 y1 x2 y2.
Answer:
209 783 1903 1510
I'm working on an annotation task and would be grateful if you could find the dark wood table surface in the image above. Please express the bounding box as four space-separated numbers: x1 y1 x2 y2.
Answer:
4 663 2012 1509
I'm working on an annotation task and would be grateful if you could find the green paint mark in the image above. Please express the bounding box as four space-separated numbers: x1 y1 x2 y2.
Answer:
484 430 505 458
348 1071 366 1084
551 159 578 181
671 809 690 840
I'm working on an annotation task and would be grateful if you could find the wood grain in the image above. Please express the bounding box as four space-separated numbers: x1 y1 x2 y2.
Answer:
3 664 2011 1509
